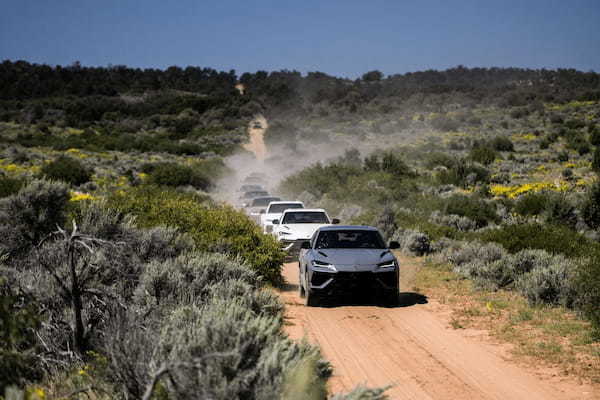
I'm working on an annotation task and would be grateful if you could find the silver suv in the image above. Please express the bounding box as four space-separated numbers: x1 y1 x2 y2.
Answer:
298 225 400 307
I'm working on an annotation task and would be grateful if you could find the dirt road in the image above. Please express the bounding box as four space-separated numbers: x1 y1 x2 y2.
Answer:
280 257 597 399
243 115 268 161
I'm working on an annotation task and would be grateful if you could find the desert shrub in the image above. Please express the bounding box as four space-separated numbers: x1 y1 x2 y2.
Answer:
574 254 600 337
469 146 497 165
431 115 459 131
41 155 91 186
425 152 456 170
0 175 24 198
592 147 600 174
473 249 557 290
436 158 490 187
516 255 575 306
477 223 597 258
374 206 397 241
442 240 505 267
557 150 569 162
429 211 477 231
442 195 498 228
514 192 547 216
391 229 430 256
543 194 577 228
108 186 285 285
590 128 600 146
151 302 327 400
135 252 262 310
490 136 514 152
143 162 211 190
565 119 585 130
0 279 42 392
0 179 70 256
581 182 600 230
330 386 389 400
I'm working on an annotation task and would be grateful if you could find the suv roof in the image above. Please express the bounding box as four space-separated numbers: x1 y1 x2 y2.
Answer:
268 200 303 205
282 208 326 213
318 225 377 231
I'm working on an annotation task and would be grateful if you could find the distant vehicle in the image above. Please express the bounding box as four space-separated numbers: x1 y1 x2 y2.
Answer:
272 209 339 253
252 122 262 129
245 196 281 222
243 176 266 185
261 201 304 233
238 184 264 193
239 190 270 207
298 225 400 307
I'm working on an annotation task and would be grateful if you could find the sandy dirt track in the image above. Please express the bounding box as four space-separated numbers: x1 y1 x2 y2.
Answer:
242 115 268 161
280 257 597 400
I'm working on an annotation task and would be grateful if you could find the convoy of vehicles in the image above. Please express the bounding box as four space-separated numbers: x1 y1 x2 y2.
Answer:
237 173 400 308
260 201 304 233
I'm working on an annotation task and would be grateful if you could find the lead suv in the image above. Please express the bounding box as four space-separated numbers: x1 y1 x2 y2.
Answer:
298 225 400 307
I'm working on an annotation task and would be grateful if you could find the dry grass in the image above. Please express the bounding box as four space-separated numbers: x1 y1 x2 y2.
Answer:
411 257 600 384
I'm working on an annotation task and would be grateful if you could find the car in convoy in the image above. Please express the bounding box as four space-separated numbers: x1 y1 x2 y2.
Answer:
298 225 400 307
245 196 281 222
238 184 264 193
261 201 304 233
238 190 270 207
272 208 339 253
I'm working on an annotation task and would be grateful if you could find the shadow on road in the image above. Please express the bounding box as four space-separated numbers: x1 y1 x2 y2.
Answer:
281 280 429 309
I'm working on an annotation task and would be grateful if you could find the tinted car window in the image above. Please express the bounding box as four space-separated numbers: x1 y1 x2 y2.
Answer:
282 211 329 224
268 203 304 213
315 230 386 249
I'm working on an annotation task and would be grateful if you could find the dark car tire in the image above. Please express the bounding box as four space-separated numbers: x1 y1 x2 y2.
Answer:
382 289 399 307
304 277 319 307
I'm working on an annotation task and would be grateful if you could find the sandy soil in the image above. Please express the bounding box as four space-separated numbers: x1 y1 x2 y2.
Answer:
243 115 267 161
280 256 598 399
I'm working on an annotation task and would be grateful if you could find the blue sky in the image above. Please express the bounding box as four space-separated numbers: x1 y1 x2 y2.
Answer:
1 0 599 78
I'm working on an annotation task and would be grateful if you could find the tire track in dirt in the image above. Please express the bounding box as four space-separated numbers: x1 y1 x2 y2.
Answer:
280 257 598 399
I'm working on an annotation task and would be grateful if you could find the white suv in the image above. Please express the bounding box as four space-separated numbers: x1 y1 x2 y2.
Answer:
272 208 339 253
261 201 304 233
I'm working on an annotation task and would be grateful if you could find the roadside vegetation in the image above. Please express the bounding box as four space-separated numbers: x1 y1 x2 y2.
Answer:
2 60 600 397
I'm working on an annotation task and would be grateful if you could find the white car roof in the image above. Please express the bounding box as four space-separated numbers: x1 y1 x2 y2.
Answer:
268 201 304 205
282 208 326 213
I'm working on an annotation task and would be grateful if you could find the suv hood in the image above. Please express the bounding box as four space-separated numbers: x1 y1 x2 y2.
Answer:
276 223 329 240
314 249 394 266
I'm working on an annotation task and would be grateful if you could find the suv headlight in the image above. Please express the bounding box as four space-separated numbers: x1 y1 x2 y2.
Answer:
312 260 336 272
378 260 396 269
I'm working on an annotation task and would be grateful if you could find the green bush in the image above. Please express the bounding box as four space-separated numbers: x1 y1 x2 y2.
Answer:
574 254 600 337
592 147 600 174
490 136 514 152
442 195 498 228
108 186 285 285
41 155 91 186
436 159 490 187
514 192 547 216
0 179 70 256
516 255 575 306
581 182 600 230
477 223 598 258
142 162 211 190
469 146 497 165
0 175 24 198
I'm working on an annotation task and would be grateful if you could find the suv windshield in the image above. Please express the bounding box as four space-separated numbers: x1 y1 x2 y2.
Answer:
251 197 281 207
282 211 329 224
315 230 386 249
268 203 304 214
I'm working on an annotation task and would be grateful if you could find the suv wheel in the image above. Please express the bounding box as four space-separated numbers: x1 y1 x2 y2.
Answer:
304 277 318 307
298 265 306 298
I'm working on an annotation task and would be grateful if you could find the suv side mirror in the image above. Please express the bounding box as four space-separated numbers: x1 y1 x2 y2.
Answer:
388 241 400 250
272 219 279 225
331 218 340 225
301 241 311 249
